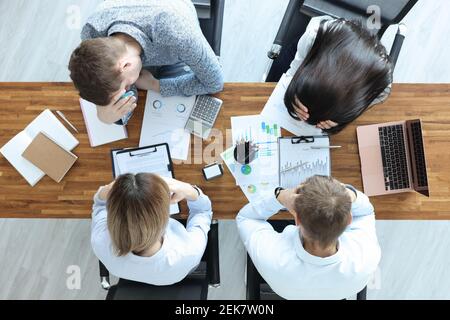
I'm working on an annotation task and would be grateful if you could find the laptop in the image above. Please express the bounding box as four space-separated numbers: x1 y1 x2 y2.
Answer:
356 119 429 197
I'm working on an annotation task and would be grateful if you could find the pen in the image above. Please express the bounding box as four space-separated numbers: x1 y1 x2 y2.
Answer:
56 110 79 133
310 146 342 149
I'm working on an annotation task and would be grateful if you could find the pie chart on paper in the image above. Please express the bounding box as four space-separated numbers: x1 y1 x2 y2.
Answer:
241 164 252 175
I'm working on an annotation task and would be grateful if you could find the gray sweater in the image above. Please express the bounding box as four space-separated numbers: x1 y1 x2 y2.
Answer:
81 0 224 97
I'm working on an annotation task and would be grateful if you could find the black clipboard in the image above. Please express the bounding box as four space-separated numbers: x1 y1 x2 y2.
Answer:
110 143 179 214
278 135 331 188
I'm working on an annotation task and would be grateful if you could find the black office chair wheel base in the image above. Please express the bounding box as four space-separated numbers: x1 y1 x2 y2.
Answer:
101 276 111 290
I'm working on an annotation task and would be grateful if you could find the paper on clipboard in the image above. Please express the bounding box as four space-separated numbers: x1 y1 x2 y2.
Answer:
261 74 323 137
111 144 180 214
279 136 331 189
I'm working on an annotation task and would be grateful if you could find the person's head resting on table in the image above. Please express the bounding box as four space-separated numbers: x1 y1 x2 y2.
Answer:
284 18 393 134
99 173 198 257
278 175 355 257
68 34 154 123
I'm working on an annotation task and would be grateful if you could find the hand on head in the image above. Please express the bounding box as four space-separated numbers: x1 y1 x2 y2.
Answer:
98 180 116 201
292 96 338 130
96 89 137 124
161 177 200 204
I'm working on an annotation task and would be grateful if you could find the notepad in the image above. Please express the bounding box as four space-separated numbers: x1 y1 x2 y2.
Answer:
22 132 78 183
0 109 79 186
80 98 128 147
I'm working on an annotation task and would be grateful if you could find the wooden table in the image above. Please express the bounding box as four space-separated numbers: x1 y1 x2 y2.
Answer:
0 83 449 219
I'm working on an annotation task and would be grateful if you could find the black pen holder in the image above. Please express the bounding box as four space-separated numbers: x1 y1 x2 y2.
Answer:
233 141 257 165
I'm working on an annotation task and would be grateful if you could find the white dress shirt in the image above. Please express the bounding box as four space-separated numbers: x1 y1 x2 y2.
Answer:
91 188 212 285
236 186 381 300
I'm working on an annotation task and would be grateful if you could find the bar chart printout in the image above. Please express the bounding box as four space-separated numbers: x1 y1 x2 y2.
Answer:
230 115 280 185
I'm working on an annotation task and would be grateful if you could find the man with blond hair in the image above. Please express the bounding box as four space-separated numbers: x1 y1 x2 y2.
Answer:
237 175 381 299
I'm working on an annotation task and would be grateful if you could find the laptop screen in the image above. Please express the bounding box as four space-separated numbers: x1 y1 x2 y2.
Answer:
406 119 430 197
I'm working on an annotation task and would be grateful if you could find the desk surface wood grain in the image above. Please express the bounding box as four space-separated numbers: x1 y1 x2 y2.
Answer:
0 83 449 219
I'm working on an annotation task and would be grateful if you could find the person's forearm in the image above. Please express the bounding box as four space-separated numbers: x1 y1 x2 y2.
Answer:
349 187 375 217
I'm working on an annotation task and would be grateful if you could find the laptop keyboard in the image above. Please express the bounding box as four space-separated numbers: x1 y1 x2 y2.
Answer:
191 95 222 126
379 125 410 191
410 121 428 187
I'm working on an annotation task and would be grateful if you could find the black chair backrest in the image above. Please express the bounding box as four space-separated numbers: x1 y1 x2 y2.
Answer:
300 0 418 37
194 0 225 56
100 219 220 300
277 0 417 49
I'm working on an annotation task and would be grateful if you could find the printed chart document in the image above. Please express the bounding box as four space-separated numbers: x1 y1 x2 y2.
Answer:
111 144 180 214
220 147 277 203
140 90 195 160
230 115 280 185
261 73 323 136
0 109 79 186
278 136 331 189
80 98 128 147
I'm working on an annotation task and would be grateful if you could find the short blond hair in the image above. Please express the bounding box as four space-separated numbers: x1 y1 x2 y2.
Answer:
106 173 170 256
294 175 352 247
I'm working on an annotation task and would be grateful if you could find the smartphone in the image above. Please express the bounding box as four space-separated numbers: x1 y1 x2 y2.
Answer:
120 90 135 100
202 162 223 181
115 91 136 125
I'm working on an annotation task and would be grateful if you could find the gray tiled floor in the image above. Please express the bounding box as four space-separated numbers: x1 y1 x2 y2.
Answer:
0 0 449 299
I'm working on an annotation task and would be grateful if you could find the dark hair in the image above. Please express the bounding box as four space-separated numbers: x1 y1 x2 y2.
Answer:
284 19 392 134
293 175 351 247
69 38 125 106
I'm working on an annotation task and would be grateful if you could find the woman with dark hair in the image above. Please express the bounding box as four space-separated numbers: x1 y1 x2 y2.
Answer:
283 16 392 134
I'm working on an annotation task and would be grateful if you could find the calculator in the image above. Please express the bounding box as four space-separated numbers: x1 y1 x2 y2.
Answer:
185 95 223 139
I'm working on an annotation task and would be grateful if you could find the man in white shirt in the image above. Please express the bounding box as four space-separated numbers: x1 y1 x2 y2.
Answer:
91 173 212 285
236 175 381 300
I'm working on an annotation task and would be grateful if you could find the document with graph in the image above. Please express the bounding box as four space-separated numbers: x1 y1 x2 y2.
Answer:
230 115 281 185
278 135 331 189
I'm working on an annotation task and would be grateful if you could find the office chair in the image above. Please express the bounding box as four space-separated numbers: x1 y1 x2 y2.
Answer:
264 0 418 81
245 220 368 300
246 253 367 300
98 219 220 300
193 0 225 56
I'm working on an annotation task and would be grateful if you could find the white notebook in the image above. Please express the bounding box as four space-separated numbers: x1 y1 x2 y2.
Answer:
0 109 79 186
80 98 128 147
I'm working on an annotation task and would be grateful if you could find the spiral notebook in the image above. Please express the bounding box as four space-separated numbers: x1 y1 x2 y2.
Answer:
80 98 128 147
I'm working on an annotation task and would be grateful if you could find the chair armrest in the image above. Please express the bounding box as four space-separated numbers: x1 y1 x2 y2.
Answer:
389 23 407 69
246 254 261 300
268 0 305 59
99 260 111 290
207 219 221 287
357 285 367 300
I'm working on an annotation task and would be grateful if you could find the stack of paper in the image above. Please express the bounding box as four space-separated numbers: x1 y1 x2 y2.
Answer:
221 114 280 203
139 90 196 160
220 146 277 203
0 109 79 186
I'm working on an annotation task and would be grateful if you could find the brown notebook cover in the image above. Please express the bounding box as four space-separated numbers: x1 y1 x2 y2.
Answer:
22 132 78 183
